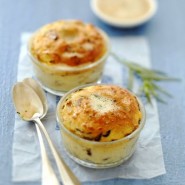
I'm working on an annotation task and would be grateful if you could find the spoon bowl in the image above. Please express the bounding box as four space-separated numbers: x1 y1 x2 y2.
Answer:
12 82 43 121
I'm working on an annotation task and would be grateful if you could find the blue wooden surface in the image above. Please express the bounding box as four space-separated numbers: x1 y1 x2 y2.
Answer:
0 0 185 185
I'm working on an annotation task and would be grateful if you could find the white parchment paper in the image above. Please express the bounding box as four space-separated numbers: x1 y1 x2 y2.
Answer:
12 33 166 183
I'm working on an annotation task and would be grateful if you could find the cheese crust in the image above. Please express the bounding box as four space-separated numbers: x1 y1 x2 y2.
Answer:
30 20 107 66
58 85 142 142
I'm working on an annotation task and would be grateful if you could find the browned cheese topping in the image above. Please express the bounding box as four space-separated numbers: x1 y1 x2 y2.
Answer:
30 20 107 66
59 85 142 142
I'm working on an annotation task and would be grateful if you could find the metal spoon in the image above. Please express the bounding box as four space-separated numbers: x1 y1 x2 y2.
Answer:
13 81 81 185
12 82 60 185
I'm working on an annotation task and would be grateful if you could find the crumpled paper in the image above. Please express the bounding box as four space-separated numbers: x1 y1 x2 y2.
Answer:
12 33 166 183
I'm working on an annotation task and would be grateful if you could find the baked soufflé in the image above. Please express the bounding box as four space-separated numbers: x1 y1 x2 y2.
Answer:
29 20 109 93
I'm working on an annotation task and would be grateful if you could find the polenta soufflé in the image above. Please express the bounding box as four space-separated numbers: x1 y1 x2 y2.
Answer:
28 20 109 95
57 84 145 168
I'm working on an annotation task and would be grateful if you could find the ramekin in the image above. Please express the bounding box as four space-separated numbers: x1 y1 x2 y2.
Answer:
27 29 110 96
91 0 157 28
56 84 146 168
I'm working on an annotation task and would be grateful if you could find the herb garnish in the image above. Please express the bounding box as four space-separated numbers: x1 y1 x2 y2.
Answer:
111 52 179 103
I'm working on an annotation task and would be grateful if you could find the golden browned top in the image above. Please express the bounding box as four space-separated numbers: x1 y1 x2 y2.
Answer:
30 20 107 66
58 85 142 142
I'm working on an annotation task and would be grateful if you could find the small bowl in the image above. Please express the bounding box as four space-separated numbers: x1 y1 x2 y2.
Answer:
27 21 110 96
56 84 146 168
91 0 157 28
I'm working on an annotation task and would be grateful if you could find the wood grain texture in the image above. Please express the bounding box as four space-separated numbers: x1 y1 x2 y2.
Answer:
0 0 185 185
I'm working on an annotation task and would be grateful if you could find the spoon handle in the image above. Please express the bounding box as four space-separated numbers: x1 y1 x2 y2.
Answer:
35 124 60 185
35 118 81 185
35 123 60 185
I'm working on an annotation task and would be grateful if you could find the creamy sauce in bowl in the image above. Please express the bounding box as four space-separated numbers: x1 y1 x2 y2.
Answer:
91 0 157 27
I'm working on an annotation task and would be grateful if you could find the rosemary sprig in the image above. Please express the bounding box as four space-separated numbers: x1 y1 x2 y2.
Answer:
111 52 179 103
